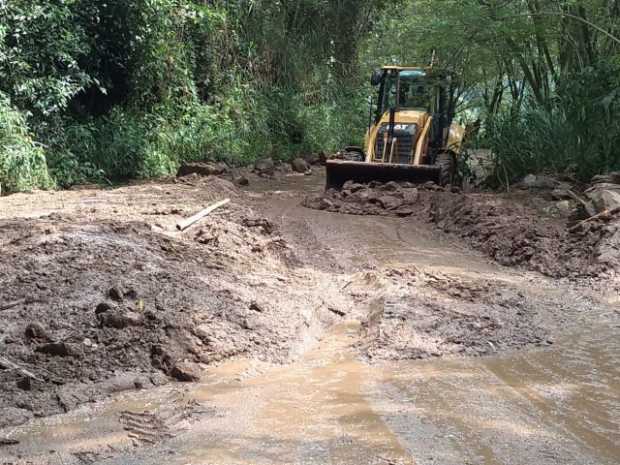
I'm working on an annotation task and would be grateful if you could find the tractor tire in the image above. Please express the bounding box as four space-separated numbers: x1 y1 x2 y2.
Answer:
436 152 456 186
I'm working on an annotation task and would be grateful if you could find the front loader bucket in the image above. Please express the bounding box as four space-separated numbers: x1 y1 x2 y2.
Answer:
325 160 440 190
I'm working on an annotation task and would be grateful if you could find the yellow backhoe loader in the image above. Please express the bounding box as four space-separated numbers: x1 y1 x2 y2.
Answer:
326 66 465 190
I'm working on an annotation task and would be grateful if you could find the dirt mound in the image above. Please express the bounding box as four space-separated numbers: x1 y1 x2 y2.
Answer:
174 174 241 199
428 192 619 277
304 182 620 277
0 214 338 427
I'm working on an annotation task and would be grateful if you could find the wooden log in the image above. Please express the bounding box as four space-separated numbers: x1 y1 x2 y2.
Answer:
565 189 597 217
0 299 26 312
0 356 45 382
569 206 620 233
176 199 230 232
0 438 20 447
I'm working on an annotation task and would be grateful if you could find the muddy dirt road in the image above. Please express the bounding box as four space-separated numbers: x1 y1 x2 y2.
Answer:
1 171 619 465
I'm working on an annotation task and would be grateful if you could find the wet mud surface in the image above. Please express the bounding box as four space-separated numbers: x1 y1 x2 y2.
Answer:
1 169 619 464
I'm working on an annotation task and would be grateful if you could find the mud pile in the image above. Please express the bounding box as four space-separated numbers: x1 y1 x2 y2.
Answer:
303 180 433 217
429 193 620 277
304 181 620 277
344 267 561 361
0 212 339 428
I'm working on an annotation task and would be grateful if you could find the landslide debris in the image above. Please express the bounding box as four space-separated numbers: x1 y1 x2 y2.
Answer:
0 208 341 427
304 180 620 278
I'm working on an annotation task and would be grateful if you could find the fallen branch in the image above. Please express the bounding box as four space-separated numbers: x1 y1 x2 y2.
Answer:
565 190 597 217
0 356 45 382
569 206 620 233
0 299 26 311
176 199 230 232
0 438 19 447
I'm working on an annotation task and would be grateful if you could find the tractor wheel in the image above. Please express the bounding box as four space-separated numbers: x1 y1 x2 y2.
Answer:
436 152 456 186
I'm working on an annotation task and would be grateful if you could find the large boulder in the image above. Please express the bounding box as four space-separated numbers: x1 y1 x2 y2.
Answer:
291 157 310 174
585 183 620 212
177 162 226 178
518 174 557 190
302 153 321 165
591 171 620 185
170 361 202 382
377 195 403 210
254 157 275 176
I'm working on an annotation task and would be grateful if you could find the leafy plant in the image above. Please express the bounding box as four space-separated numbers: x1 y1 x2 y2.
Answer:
0 93 52 193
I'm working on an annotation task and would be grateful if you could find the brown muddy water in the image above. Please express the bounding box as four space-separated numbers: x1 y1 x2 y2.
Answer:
1 171 619 465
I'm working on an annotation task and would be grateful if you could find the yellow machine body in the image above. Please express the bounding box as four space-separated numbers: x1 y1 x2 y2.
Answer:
326 66 465 189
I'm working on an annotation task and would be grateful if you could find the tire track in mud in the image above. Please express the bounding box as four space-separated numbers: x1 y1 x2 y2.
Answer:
118 377 225 447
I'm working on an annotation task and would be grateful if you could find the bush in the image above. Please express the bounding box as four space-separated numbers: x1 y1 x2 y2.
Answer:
486 63 620 185
0 94 52 194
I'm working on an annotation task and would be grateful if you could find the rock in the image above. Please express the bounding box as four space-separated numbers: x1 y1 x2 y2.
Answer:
466 149 495 186
108 285 124 302
319 198 335 210
349 189 371 203
318 151 330 164
233 175 249 186
555 200 573 215
177 162 225 178
124 288 138 300
291 157 310 173
170 362 201 382
585 184 620 212
98 311 144 329
303 153 320 165
0 407 33 428
402 188 419 205
24 322 49 341
254 158 275 176
95 302 113 315
249 301 265 313
215 162 229 174
396 208 415 217
342 181 365 193
421 181 442 191
192 325 211 342
242 218 275 235
519 174 557 190
101 375 149 394
382 181 401 192
150 345 175 372
276 162 293 174
16 377 32 391
551 188 572 200
591 171 620 185
378 195 403 210
35 342 81 358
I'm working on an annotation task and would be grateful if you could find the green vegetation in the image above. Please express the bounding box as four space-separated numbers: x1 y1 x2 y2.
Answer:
365 0 620 184
1 1 619 193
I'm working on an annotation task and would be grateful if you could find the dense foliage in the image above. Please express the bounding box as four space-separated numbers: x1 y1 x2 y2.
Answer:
365 0 620 184
0 0 619 192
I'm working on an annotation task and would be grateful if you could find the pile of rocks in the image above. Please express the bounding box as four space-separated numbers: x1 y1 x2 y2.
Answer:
585 172 620 214
303 180 445 217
